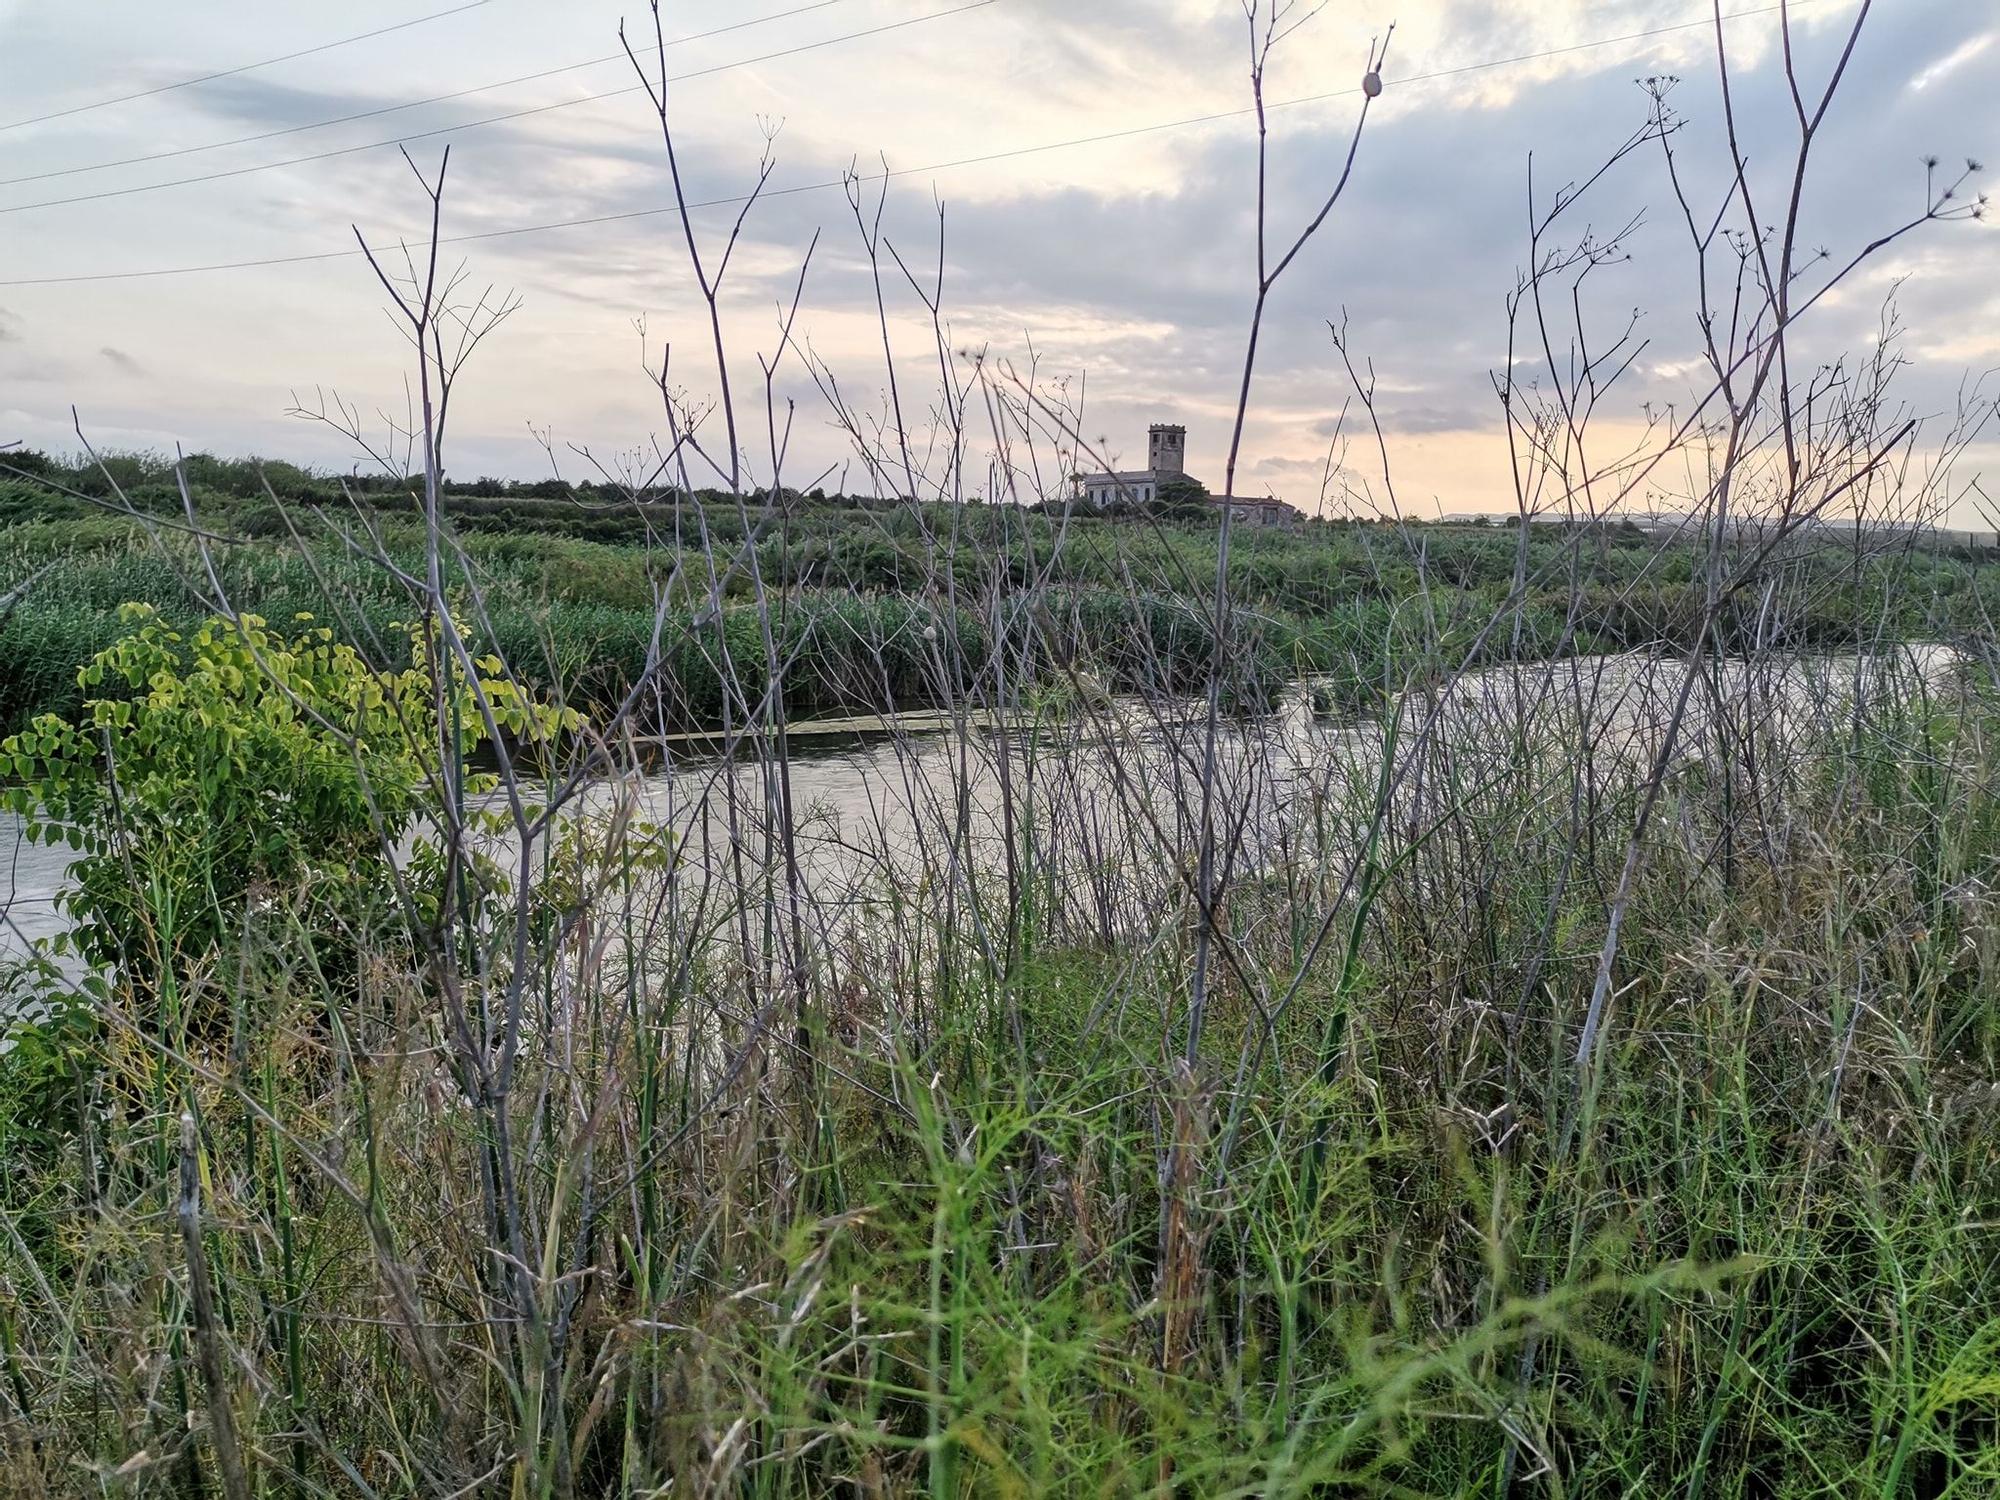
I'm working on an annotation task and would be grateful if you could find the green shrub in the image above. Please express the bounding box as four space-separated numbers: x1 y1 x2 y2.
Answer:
1 605 573 982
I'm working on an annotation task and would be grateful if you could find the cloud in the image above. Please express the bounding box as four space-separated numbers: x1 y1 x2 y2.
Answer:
1252 454 1325 476
0 0 1991 521
1378 405 1490 435
1910 31 1993 91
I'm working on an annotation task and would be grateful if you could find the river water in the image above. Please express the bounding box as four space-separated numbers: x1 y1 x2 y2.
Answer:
1 645 1967 1015
0 693 1255 961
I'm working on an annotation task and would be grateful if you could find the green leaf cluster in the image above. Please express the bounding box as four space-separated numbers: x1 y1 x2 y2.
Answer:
1 603 577 977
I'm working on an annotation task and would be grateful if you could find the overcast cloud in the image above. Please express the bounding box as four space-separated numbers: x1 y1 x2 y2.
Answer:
0 0 1993 516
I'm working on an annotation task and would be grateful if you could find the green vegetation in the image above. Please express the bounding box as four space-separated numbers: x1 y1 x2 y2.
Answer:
2 604 572 980
6 456 1998 741
2 470 1998 1491
5 0 1994 1486
14 0 2000 1483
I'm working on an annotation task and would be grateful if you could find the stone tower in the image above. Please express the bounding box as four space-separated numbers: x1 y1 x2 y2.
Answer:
1148 423 1187 477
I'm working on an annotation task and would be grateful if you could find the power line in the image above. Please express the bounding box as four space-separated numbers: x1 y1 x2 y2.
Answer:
0 1 996 217
0 0 495 134
0 0 852 190
0 2 1809 290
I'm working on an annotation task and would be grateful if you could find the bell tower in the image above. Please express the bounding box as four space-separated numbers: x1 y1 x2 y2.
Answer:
1147 423 1186 477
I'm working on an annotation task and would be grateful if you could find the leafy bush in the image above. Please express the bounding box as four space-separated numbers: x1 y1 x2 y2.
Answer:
1 605 573 982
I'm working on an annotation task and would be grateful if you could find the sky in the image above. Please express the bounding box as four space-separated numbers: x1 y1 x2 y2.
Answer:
0 0 1995 518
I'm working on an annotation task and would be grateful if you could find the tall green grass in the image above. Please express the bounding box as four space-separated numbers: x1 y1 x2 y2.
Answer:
2 624 1996 1495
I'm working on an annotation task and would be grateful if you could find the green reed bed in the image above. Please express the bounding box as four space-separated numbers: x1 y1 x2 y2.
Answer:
10 491 1991 740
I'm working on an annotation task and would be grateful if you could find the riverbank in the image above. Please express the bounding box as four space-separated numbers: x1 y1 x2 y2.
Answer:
4 620 1996 1491
6 446 2000 1492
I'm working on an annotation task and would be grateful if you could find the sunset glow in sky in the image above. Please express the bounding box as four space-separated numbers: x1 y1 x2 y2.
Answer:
2 0 1995 517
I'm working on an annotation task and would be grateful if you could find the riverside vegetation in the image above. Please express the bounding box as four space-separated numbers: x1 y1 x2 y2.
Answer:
5 484 2000 1497
4 1 2000 1495
4 463 1998 740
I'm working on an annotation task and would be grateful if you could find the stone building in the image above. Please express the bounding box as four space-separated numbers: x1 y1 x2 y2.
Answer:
1074 421 1299 528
